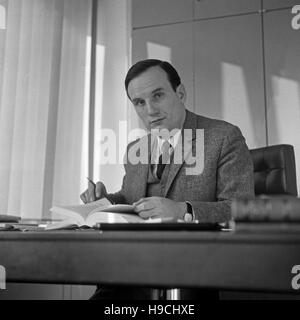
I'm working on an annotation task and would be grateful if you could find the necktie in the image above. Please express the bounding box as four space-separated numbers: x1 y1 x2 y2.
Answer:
156 141 172 180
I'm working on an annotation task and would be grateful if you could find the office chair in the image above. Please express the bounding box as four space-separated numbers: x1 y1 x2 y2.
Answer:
250 144 298 197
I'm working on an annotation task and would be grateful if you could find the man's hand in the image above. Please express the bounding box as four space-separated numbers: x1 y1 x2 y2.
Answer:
80 180 108 204
133 197 186 220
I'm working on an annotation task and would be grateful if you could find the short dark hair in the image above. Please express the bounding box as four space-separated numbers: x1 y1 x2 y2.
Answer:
125 59 181 99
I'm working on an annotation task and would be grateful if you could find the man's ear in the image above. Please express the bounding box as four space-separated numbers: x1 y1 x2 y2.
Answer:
176 84 187 104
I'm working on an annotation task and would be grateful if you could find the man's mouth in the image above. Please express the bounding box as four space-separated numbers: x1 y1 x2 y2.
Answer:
150 118 165 125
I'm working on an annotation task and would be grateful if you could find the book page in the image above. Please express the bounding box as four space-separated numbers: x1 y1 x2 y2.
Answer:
45 212 146 230
50 198 112 223
89 204 135 215
49 198 142 227
45 220 80 231
86 211 145 226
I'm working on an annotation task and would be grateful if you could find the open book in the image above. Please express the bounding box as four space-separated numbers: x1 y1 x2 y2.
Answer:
47 198 145 230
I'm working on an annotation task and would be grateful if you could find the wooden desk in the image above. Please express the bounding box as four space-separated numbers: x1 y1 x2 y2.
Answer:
0 230 300 293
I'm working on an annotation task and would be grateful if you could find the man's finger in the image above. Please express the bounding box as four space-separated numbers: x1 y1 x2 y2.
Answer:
134 201 155 213
84 190 91 202
88 182 96 202
80 192 87 204
133 197 149 206
95 181 105 199
134 203 145 213
138 209 158 219
95 182 101 198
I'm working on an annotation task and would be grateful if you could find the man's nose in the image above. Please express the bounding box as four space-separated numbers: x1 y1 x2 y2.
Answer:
145 101 158 115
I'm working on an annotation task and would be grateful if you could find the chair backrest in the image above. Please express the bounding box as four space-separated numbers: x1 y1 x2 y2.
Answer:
250 144 298 196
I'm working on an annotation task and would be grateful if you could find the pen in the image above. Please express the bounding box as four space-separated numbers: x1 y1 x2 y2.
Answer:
86 177 96 185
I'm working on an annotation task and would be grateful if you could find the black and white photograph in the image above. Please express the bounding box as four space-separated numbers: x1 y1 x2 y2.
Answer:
0 0 300 305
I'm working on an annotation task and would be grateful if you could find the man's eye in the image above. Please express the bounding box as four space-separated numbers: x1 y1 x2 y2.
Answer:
153 92 164 99
135 100 145 107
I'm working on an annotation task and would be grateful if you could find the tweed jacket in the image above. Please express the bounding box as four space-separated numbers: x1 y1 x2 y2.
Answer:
107 110 255 223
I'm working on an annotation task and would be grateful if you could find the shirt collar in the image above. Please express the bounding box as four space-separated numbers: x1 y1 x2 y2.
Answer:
156 129 181 152
151 129 182 163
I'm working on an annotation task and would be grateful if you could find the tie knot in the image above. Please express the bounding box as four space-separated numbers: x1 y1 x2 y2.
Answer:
155 140 173 180
161 140 171 155
159 140 173 165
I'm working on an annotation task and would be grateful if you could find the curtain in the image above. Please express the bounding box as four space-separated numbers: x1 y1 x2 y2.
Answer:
0 0 91 219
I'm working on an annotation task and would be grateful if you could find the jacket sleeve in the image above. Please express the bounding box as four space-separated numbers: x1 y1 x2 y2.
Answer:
106 173 128 204
190 126 255 223
105 143 133 204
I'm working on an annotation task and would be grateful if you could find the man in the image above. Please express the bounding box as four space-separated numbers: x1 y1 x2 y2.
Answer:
81 59 255 299
81 59 254 221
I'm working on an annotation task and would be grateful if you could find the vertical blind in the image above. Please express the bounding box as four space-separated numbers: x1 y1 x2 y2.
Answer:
0 0 92 218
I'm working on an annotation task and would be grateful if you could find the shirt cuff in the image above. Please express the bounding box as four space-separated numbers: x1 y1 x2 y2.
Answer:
185 201 195 222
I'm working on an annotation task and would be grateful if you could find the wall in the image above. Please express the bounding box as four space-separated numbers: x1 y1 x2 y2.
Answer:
131 0 300 194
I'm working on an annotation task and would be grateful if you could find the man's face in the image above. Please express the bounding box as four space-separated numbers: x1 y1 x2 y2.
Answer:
127 66 186 132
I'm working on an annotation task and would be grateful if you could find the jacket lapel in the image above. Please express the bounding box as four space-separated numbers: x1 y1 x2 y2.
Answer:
163 110 198 197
